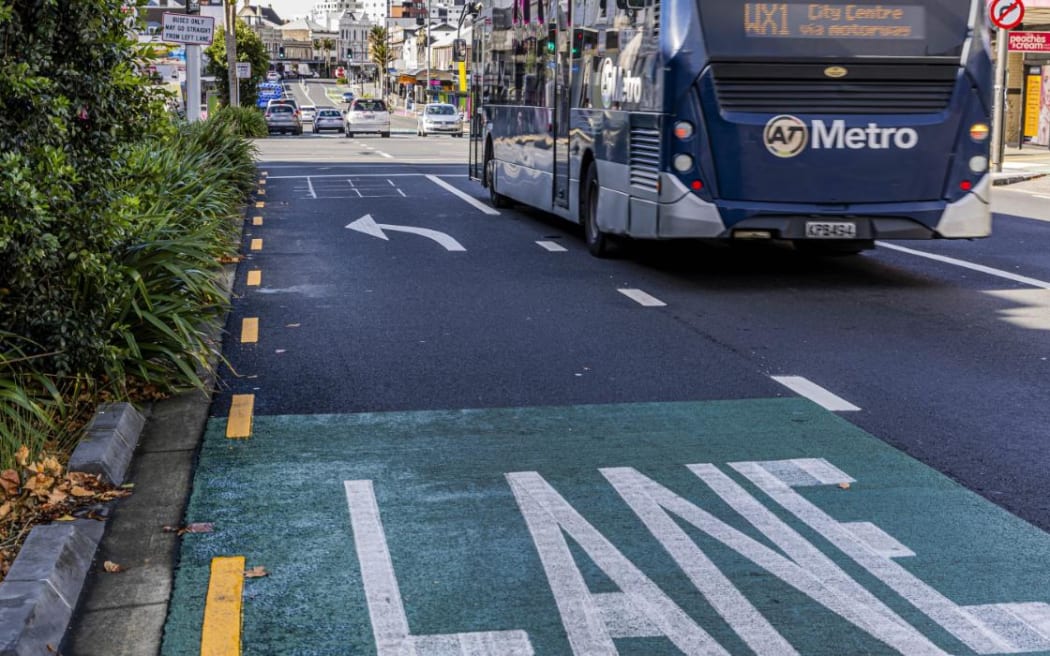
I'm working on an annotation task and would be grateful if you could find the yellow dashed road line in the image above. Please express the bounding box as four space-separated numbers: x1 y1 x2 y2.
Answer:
246 270 262 286
250 239 263 251
227 394 254 438
252 216 263 226
200 556 245 656
241 318 259 344
255 201 265 208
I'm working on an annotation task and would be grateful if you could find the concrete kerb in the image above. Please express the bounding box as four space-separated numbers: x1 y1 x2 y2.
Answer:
993 171 1049 186
0 402 145 656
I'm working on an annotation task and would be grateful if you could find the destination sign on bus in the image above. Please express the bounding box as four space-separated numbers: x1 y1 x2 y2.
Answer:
744 3 925 39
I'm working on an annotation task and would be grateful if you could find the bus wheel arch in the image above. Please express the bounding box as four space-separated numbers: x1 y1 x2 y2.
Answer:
581 159 617 258
484 139 512 209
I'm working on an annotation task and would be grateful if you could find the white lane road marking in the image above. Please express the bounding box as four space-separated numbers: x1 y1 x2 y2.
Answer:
537 241 568 252
877 242 1050 290
426 174 500 216
618 289 667 307
771 376 860 412
306 176 317 199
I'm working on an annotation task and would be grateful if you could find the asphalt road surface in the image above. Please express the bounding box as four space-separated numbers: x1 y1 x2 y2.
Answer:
159 130 1050 656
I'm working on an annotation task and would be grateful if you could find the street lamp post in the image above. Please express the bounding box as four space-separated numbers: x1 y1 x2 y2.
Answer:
425 0 430 106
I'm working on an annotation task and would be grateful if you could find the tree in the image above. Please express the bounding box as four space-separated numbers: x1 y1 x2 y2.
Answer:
322 37 335 77
368 26 391 96
206 19 268 107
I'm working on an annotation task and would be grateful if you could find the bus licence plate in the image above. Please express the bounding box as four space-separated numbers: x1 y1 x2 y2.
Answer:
805 222 857 239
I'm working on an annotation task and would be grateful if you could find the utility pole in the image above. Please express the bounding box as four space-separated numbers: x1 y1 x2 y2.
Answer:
991 29 1009 172
225 0 239 107
186 0 202 122
425 0 431 106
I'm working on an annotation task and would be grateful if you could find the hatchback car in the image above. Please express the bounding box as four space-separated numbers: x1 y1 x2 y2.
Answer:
417 103 463 137
312 107 344 134
300 104 317 122
342 91 355 104
344 99 390 138
264 104 302 135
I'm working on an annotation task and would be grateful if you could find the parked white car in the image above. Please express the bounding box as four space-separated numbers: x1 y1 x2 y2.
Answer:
417 103 463 137
344 99 390 138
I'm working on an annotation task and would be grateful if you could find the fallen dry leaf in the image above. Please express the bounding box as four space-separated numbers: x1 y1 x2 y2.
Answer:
0 470 20 496
183 522 215 534
54 515 76 522
103 560 125 573
69 485 95 497
838 482 851 490
244 566 268 578
14 446 29 468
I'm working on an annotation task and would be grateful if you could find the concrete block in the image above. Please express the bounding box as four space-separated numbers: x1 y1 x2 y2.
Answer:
68 403 146 485
0 581 69 656
5 521 104 606
0 520 104 655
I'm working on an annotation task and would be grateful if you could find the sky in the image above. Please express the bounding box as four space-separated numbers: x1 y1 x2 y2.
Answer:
251 0 315 21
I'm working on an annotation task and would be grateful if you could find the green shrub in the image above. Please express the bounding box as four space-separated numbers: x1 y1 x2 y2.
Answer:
211 105 268 139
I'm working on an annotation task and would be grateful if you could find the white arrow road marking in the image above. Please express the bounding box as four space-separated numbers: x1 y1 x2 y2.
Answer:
347 214 466 251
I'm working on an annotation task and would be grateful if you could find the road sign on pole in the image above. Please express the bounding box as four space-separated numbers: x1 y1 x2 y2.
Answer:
236 62 251 79
990 0 1025 30
161 13 214 45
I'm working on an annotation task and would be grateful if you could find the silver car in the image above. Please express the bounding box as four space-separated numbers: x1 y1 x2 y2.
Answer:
264 104 302 135
344 99 390 138
417 103 463 137
312 107 344 134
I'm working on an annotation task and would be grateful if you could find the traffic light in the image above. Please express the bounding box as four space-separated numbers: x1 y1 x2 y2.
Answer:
346 48 353 59
278 46 285 59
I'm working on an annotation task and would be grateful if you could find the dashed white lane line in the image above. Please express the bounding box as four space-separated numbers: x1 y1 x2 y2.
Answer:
537 241 568 252
618 288 667 307
876 242 1050 290
306 176 317 199
771 376 861 412
425 174 500 215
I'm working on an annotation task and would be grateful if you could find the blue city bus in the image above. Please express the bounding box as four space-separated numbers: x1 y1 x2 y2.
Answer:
465 0 993 256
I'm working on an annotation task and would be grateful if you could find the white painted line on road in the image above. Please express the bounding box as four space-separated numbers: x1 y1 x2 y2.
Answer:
377 151 394 159
876 242 1050 290
771 376 860 412
1032 194 1050 201
307 176 317 199
537 241 568 252
425 174 500 216
618 288 667 307
267 173 429 179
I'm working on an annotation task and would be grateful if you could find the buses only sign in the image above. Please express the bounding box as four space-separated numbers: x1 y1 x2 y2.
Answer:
161 12 215 45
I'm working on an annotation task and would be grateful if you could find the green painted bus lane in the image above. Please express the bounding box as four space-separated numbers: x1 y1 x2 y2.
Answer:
163 399 1050 655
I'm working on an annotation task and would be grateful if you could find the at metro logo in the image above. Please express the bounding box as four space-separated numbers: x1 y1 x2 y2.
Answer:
812 119 919 150
762 115 919 157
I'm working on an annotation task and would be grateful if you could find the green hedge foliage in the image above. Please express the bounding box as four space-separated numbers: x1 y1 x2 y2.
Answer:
0 1 257 465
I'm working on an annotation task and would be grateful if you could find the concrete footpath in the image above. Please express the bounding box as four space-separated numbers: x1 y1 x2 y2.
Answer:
0 146 1036 655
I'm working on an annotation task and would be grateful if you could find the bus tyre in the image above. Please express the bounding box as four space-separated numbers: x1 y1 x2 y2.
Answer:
485 152 512 209
583 166 615 258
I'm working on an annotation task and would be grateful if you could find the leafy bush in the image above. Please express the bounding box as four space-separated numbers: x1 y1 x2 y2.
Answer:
211 105 268 139
0 2 259 469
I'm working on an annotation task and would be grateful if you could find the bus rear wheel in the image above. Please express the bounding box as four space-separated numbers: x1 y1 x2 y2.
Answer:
485 150 512 209
583 166 615 257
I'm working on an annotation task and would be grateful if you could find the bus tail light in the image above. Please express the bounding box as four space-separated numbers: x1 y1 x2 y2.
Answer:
969 155 988 173
674 121 693 140
969 123 990 142
691 180 704 191
960 180 973 192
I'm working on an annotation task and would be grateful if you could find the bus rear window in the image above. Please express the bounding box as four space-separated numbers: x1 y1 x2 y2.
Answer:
699 1 971 59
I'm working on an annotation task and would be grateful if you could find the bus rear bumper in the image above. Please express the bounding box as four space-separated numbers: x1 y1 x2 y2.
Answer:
656 175 991 240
